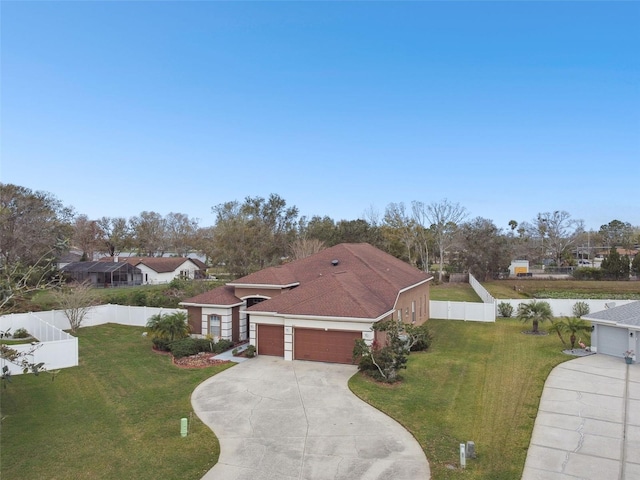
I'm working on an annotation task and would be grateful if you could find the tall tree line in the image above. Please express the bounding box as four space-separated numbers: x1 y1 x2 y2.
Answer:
2 183 639 295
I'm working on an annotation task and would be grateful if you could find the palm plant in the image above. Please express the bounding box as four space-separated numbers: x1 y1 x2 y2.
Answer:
146 312 190 341
517 300 553 334
547 320 567 346
561 317 591 350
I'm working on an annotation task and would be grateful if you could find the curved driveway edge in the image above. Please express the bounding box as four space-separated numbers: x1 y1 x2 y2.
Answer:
192 356 430 480
522 354 640 480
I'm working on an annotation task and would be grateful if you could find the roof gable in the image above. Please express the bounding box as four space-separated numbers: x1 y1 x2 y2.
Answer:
181 285 241 307
584 301 640 326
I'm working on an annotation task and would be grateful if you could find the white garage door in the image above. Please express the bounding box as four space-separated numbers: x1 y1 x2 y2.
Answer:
597 325 628 357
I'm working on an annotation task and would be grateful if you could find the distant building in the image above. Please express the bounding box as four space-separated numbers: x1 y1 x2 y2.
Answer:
61 262 143 288
99 256 206 284
509 260 529 277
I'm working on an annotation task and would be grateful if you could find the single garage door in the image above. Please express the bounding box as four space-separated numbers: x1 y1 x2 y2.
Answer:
294 328 361 364
257 324 284 357
597 325 629 357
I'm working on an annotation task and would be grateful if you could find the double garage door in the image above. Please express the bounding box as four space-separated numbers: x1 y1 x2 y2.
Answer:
596 325 629 358
256 325 360 364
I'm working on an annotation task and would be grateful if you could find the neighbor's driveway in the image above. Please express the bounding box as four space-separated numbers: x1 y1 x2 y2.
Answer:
522 354 640 479
192 356 430 480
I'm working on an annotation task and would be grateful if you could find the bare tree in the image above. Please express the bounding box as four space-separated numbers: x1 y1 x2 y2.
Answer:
416 199 467 281
72 215 102 261
96 217 131 257
0 250 61 313
130 211 168 256
165 212 199 256
0 183 73 267
531 211 584 265
384 202 417 267
289 238 325 260
54 281 98 332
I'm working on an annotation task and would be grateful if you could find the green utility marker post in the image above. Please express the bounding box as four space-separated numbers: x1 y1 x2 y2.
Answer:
181 417 188 437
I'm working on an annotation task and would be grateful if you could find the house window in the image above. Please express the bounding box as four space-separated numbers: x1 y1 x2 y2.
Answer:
412 301 416 323
209 315 221 337
180 270 190 279
398 309 402 321
247 297 266 308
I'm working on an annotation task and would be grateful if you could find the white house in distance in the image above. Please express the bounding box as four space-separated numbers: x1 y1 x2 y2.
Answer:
99 257 206 284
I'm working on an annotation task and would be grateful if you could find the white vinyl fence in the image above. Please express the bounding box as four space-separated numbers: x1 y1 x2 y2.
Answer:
429 300 497 322
0 305 185 375
495 298 635 319
433 273 635 322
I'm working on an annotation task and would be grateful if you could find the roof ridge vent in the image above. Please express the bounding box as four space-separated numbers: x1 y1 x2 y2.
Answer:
331 259 339 266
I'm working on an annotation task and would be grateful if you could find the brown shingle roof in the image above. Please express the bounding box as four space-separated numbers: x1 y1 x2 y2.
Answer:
185 243 432 319
181 285 242 306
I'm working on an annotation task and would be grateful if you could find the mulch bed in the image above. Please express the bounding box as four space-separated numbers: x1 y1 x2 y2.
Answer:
151 348 230 368
172 352 231 369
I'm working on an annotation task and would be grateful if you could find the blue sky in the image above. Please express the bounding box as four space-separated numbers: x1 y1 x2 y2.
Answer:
2 1 639 231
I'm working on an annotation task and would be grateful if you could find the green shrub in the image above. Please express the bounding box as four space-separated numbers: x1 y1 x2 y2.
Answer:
406 324 432 352
168 338 199 359
131 290 148 306
212 339 233 353
244 345 256 358
192 338 213 353
572 301 590 317
497 302 514 318
152 337 171 352
13 328 30 339
168 277 189 290
573 267 603 281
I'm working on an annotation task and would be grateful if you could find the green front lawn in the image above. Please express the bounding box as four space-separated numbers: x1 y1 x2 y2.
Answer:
350 319 569 479
0 324 233 480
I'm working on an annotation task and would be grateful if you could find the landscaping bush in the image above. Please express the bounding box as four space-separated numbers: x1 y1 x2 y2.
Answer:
497 302 514 318
573 267 603 281
572 301 590 317
244 345 256 358
12 328 30 339
131 290 148 306
168 338 200 359
192 338 214 353
211 339 234 354
407 324 432 351
152 337 171 352
163 337 234 358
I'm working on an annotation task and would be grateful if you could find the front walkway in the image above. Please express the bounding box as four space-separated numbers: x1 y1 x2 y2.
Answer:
191 356 430 480
522 354 640 479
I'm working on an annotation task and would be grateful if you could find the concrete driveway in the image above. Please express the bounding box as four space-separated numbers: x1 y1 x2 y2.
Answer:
191 356 430 480
522 354 640 479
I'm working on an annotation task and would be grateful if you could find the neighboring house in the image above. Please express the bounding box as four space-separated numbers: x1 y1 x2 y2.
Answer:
57 251 83 270
61 262 143 287
99 257 206 284
180 243 433 364
583 301 640 360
